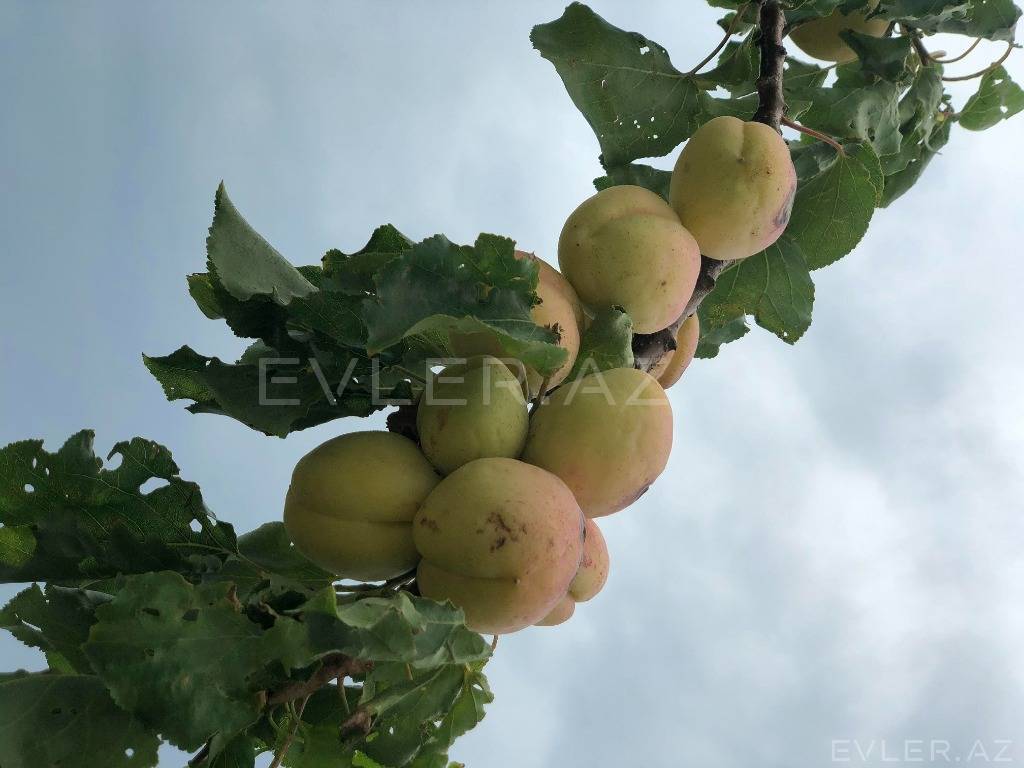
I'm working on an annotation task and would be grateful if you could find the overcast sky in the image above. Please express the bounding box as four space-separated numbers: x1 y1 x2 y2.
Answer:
2 2 1023 766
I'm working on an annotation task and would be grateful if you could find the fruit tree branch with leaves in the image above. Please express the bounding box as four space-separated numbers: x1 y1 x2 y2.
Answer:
1 2 1021 767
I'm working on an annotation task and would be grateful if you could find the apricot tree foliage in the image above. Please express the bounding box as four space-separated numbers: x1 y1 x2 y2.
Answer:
0 2 1021 767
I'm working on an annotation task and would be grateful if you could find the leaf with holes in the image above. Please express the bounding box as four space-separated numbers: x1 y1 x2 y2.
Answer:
0 673 161 768
959 66 1024 131
0 431 237 583
532 3 722 166
83 571 301 752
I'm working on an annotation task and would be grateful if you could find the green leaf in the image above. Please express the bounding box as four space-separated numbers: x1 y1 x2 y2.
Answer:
303 592 491 667
695 314 750 359
144 346 386 438
882 0 1022 40
787 142 883 269
880 116 951 206
839 30 913 82
208 735 260 768
0 674 160 768
532 3 719 166
1 584 110 672
794 78 903 157
568 308 634 381
959 66 1024 130
84 571 295 751
700 238 815 344
0 431 236 582
362 234 566 376
207 183 316 304
322 224 414 295
594 163 672 201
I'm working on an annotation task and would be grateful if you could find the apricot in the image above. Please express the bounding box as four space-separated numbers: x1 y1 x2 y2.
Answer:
669 116 797 261
413 458 585 634
790 1 888 64
522 367 673 517
538 518 610 626
648 314 700 389
283 431 439 581
417 356 528 475
557 185 701 334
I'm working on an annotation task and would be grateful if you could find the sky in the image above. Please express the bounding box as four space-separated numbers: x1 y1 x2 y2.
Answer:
2 2 1023 767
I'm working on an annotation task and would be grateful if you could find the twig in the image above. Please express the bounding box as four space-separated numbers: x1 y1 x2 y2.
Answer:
687 2 751 76
187 742 211 767
781 116 845 155
531 376 551 413
752 0 787 131
903 25 932 67
942 40 1015 81
931 37 982 64
267 653 371 706
269 696 309 768
490 634 500 652
637 0 786 374
633 258 733 372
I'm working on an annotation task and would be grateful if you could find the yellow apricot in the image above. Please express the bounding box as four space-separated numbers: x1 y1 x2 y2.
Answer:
283 432 439 581
790 1 888 64
417 356 528 475
648 314 700 389
413 458 585 634
569 518 610 602
669 116 797 261
536 595 575 626
522 367 673 517
538 518 610 626
558 185 701 334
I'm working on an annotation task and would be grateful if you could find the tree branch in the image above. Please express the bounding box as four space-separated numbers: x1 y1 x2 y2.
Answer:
636 1 786 373
267 653 371 707
752 0 787 131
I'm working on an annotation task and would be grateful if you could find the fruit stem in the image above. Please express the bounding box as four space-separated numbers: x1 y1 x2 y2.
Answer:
930 37 982 64
942 40 1015 82
752 0 787 132
781 117 846 155
269 695 309 768
686 2 751 76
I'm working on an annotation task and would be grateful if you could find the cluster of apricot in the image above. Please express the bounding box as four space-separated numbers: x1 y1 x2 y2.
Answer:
283 115 797 635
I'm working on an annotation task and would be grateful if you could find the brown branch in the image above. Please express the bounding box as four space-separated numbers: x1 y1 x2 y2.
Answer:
267 653 371 707
634 257 733 372
903 25 932 67
752 0 787 131
638 1 785 373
